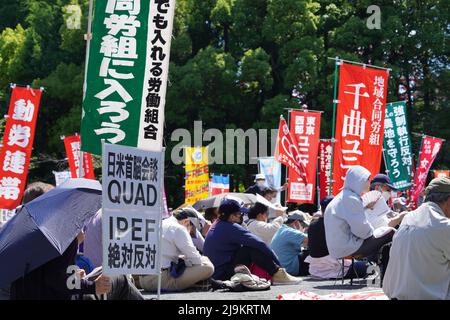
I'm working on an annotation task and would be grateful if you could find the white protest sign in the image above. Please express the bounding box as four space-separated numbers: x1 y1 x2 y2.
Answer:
53 170 71 186
102 143 164 275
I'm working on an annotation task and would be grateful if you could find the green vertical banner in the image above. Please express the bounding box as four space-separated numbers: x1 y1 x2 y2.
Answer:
81 0 176 155
383 101 413 190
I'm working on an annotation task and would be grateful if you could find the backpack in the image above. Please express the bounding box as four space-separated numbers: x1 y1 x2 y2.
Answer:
210 265 271 292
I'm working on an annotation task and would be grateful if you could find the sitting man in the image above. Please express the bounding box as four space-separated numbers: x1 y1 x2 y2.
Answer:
368 174 408 228
247 202 284 245
305 196 368 279
139 208 214 292
383 177 450 300
324 166 394 261
11 231 144 300
203 197 301 285
270 212 310 276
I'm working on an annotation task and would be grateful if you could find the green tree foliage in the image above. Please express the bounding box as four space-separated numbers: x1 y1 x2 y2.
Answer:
0 0 448 206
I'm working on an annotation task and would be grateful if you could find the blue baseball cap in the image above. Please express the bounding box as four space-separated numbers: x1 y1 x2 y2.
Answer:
219 197 250 215
370 174 398 191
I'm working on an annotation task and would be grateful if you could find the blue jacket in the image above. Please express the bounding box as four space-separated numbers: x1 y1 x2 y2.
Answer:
204 220 279 280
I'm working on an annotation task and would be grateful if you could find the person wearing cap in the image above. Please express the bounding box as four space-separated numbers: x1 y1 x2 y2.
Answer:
392 197 407 213
245 174 268 195
246 202 284 245
324 166 395 261
203 197 302 285
305 196 368 279
368 174 408 229
270 211 310 276
245 174 288 196
383 177 450 300
139 208 214 292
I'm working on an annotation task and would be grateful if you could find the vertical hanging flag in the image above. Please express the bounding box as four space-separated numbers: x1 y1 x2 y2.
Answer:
318 140 332 201
63 135 95 179
383 101 413 190
0 86 42 209
287 111 321 203
209 174 230 196
185 147 209 205
274 116 307 183
410 136 444 208
258 157 282 203
81 0 176 155
433 170 450 178
332 63 389 195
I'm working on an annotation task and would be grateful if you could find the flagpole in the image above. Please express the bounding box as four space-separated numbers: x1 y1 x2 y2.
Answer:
284 112 291 206
329 57 340 194
79 0 94 177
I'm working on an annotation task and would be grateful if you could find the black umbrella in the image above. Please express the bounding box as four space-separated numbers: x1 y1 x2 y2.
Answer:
0 178 102 288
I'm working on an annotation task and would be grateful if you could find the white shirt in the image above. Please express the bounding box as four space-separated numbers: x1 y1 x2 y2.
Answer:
161 216 202 269
383 202 450 300
247 216 284 245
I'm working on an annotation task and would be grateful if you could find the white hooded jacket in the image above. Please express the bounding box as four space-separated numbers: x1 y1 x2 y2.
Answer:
324 166 374 258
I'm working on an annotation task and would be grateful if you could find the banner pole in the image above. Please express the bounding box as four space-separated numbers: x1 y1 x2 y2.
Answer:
327 57 391 71
329 57 340 194
157 147 166 300
284 110 292 206
82 0 94 100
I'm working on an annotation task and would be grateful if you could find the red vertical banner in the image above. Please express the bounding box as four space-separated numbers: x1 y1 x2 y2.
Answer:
318 140 332 201
274 116 307 182
0 86 42 209
287 111 321 203
410 136 443 208
332 63 389 195
63 135 95 179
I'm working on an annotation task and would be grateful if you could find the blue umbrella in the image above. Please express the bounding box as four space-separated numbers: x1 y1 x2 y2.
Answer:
0 178 102 288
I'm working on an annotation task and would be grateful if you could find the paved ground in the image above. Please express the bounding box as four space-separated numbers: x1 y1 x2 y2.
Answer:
142 277 383 300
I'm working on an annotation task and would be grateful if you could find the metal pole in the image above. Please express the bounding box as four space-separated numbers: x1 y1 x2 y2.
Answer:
327 57 392 71
83 0 94 100
157 147 166 300
328 57 340 194
79 0 94 176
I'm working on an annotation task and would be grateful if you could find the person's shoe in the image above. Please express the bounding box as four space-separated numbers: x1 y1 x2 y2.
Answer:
272 268 302 285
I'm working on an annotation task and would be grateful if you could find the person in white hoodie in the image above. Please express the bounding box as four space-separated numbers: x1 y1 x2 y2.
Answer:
324 165 394 260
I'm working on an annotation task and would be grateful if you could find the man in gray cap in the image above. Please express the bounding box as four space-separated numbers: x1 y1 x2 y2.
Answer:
383 177 450 300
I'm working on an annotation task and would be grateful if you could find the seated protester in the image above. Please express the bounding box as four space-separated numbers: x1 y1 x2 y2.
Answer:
203 197 301 285
2 182 54 300
10 231 144 300
22 181 54 204
186 207 210 253
83 209 103 269
139 208 214 292
305 196 368 279
383 177 450 300
204 207 220 225
270 212 310 276
247 203 284 245
324 166 395 261
369 174 408 228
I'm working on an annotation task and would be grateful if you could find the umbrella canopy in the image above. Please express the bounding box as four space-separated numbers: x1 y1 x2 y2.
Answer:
0 178 101 288
192 193 257 211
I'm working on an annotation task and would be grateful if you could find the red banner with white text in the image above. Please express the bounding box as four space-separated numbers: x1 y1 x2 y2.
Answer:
274 116 307 183
0 86 42 209
63 135 95 179
433 170 449 178
287 111 321 203
332 63 389 194
410 136 443 208
318 140 332 201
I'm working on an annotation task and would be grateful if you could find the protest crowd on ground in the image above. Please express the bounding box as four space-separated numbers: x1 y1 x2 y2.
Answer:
0 0 449 302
